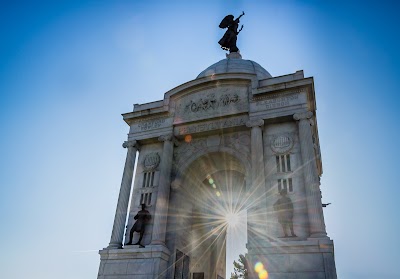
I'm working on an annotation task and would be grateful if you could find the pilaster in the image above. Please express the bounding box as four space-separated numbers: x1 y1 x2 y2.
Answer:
246 119 268 247
293 112 327 237
151 134 175 245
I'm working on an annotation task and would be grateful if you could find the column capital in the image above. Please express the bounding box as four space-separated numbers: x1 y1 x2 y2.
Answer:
158 134 173 142
293 111 313 121
246 118 264 128
158 134 180 146
122 140 139 149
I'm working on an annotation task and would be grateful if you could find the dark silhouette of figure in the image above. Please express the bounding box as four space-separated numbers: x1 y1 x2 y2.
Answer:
273 189 297 237
218 11 245 53
126 204 151 247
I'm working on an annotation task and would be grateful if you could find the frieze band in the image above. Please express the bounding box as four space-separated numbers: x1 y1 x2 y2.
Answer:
184 93 240 113
175 116 248 135
138 118 166 131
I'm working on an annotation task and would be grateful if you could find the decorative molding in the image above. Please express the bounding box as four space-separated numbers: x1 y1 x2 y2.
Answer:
122 140 139 149
246 119 264 128
293 111 313 121
143 152 160 171
130 113 171 123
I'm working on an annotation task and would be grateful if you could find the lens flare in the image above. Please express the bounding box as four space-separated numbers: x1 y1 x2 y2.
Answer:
254 262 264 273
212 183 217 189
216 191 221 197
225 212 239 227
255 262 268 279
184 134 192 143
208 178 214 184
259 270 268 279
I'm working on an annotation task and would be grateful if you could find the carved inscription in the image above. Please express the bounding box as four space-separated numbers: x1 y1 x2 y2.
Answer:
265 94 298 109
255 93 301 110
174 86 248 123
138 118 166 131
130 116 173 136
175 115 248 135
184 93 240 113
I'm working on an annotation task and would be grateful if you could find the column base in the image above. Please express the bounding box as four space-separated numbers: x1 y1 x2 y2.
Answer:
98 245 171 279
106 242 122 249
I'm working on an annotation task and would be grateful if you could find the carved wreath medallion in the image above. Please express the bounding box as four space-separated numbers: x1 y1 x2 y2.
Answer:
143 152 160 171
271 134 294 154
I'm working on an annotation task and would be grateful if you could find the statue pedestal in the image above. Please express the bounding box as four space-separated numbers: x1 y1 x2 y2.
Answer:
97 245 170 279
247 238 337 279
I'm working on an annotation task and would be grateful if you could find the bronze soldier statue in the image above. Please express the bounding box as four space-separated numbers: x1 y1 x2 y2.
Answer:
218 11 245 53
273 189 297 237
126 204 151 247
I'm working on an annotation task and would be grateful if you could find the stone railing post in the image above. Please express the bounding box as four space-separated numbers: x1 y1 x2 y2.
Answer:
151 134 175 245
246 119 267 244
108 140 139 249
293 112 327 237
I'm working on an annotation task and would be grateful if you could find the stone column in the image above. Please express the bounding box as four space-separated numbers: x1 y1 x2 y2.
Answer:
246 119 267 245
293 111 327 237
151 134 175 245
108 140 139 249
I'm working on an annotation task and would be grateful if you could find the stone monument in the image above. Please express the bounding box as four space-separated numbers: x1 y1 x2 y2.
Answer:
97 17 337 279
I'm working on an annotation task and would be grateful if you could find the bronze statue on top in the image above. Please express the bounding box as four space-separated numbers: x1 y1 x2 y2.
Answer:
126 204 151 248
218 11 245 53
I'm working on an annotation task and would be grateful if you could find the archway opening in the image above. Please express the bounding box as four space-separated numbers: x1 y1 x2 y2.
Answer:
204 170 248 279
177 152 249 279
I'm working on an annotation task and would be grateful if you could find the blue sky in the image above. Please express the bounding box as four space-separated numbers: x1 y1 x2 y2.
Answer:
1 1 399 278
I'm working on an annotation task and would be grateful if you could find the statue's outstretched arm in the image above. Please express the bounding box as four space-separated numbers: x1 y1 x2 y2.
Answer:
237 25 244 35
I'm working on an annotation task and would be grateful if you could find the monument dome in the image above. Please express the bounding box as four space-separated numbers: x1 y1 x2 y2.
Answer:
196 52 272 80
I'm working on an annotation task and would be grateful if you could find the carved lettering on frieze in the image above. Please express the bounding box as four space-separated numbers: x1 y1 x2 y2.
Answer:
174 86 249 123
184 93 240 113
137 118 166 131
175 115 248 135
254 92 302 110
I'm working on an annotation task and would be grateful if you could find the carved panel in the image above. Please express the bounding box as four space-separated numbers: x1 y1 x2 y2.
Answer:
221 132 251 155
174 86 249 124
252 90 306 112
129 115 173 134
174 138 207 159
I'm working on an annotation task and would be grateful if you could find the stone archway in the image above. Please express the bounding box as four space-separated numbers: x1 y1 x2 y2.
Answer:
98 55 337 279
168 151 248 279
